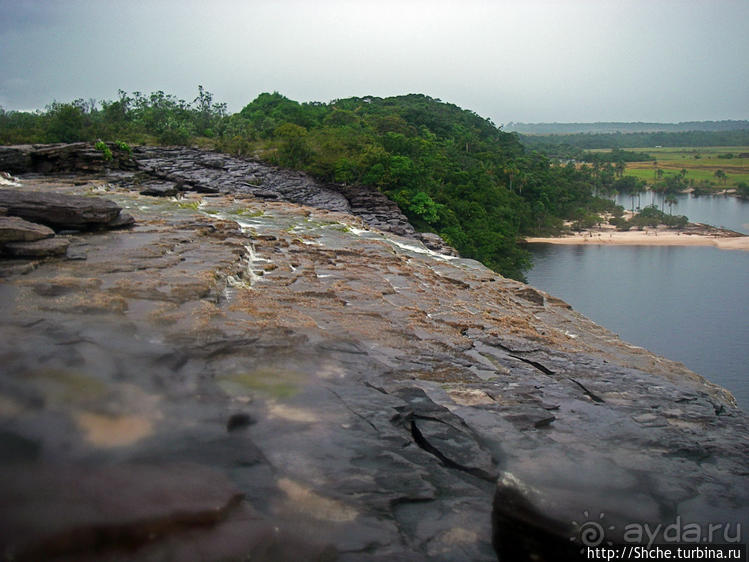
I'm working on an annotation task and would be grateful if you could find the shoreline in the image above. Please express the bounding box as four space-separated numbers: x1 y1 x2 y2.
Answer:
525 226 749 250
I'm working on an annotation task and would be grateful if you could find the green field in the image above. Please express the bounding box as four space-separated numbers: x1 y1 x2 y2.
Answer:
590 146 749 188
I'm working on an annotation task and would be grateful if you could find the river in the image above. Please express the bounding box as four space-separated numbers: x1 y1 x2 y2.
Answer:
526 193 749 410
614 192 749 234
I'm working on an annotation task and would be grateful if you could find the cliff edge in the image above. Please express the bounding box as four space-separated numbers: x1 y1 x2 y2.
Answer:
0 144 746 561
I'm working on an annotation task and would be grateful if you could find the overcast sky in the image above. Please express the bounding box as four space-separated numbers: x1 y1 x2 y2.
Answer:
1 0 747 124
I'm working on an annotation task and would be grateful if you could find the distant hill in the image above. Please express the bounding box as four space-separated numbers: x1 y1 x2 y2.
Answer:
2 90 623 279
505 121 749 135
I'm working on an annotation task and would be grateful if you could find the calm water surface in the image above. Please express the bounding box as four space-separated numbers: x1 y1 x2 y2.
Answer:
527 195 749 410
614 192 749 234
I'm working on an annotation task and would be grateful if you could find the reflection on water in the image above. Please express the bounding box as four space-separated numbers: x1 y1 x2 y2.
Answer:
614 193 749 234
527 244 749 410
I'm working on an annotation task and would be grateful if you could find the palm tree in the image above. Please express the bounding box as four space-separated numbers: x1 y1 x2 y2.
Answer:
665 194 678 215
503 164 520 193
714 169 727 185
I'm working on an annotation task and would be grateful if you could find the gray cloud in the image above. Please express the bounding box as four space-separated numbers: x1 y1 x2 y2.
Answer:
0 0 747 123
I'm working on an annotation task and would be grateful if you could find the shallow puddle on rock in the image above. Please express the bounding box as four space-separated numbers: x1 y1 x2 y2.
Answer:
73 411 154 447
27 369 109 406
267 403 319 423
441 527 479 544
217 368 307 400
277 477 358 523
316 360 347 380
447 388 496 406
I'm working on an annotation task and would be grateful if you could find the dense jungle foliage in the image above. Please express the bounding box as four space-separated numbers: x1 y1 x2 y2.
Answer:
1 88 627 280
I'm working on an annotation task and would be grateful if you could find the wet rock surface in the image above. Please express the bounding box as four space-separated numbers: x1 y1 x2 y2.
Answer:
0 185 134 259
0 142 137 175
0 142 446 247
0 215 55 242
3 236 70 257
125 145 419 238
0 159 747 560
0 188 134 231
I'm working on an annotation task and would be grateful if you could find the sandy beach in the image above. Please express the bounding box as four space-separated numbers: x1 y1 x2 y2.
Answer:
525 228 749 250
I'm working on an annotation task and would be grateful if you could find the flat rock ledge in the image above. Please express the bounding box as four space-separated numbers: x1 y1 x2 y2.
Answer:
0 142 457 256
0 161 746 561
0 215 55 243
0 187 134 260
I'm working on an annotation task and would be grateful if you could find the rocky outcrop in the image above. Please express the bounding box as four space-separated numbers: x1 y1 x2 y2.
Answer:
3 236 70 257
1 143 445 245
0 142 136 174
0 159 747 560
415 232 460 256
0 189 134 231
0 186 134 259
123 145 421 238
682 222 746 238
0 215 55 242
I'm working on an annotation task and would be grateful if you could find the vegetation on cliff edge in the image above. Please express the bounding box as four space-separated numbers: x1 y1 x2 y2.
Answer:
2 88 626 280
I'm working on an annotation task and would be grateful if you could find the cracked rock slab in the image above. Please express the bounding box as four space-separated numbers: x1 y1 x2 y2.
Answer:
0 215 55 243
0 170 746 562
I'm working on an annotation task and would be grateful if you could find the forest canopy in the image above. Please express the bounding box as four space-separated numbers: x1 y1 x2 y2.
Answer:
1 88 623 280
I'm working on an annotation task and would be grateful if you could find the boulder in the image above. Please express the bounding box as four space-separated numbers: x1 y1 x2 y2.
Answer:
140 182 180 197
0 216 54 243
191 182 221 194
108 212 136 229
252 189 280 199
0 146 34 173
0 189 128 230
415 232 459 256
3 237 70 257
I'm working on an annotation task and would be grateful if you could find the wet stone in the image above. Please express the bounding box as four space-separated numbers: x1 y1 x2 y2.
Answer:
0 216 55 243
227 413 256 432
0 155 746 561
0 188 129 230
4 236 70 257
140 181 180 197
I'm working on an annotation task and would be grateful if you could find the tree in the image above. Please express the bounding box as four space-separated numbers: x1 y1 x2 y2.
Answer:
665 194 678 215
274 123 312 167
614 159 625 178
502 164 520 193
714 169 727 185
0 88 628 281
45 101 88 142
393 190 441 224
192 85 226 137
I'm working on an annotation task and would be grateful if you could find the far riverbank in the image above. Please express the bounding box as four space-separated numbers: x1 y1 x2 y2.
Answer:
525 230 749 250
525 223 749 250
